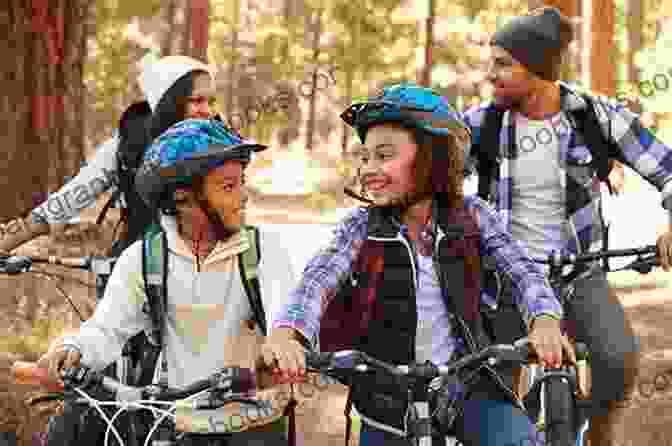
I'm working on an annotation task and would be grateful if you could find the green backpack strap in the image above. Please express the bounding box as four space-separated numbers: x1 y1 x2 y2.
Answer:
237 226 296 441
238 225 267 336
141 222 169 385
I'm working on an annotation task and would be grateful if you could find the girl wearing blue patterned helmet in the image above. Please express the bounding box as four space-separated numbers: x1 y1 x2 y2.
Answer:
341 83 472 211
136 118 267 257
262 84 571 446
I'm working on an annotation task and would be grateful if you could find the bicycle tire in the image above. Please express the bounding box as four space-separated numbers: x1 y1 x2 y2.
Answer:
544 376 575 446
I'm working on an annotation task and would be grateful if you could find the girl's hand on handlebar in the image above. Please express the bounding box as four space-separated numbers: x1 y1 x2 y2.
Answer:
260 327 307 383
37 345 81 382
656 231 672 271
529 316 576 369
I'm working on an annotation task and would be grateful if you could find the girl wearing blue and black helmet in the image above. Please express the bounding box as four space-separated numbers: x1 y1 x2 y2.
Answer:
40 119 297 445
262 84 573 446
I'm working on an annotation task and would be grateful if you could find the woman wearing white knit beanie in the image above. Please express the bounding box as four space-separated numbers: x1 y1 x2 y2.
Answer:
0 53 219 257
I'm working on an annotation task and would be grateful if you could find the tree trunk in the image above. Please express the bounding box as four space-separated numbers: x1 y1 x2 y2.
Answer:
419 0 435 87
226 0 240 121
181 0 192 56
626 0 642 85
190 0 209 63
161 0 179 56
0 0 87 221
541 0 578 82
342 69 354 154
590 0 615 96
305 8 323 152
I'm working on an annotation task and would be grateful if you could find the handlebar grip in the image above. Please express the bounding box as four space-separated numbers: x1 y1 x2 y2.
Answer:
0 256 32 274
11 361 64 392
304 350 333 369
211 367 256 394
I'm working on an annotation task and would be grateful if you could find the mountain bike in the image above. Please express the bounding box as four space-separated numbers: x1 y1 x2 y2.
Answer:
520 244 660 446
303 337 590 446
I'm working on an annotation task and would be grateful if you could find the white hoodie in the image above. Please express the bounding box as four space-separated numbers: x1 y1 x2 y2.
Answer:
30 56 215 225
62 216 296 388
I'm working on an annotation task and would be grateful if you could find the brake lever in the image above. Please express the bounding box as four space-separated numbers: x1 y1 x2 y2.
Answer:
619 254 659 274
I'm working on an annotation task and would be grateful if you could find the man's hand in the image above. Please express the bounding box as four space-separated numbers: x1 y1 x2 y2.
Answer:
656 231 672 271
529 316 575 369
607 161 625 195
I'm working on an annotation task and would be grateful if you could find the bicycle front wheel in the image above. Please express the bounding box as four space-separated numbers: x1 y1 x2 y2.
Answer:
544 376 575 446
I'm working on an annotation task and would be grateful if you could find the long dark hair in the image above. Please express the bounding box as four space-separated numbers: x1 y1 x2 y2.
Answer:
147 70 210 139
352 121 467 211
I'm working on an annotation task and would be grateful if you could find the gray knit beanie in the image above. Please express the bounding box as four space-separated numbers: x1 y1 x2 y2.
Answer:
490 7 574 81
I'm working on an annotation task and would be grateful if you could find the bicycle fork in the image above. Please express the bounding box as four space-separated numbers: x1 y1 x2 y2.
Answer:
530 365 577 446
408 386 433 446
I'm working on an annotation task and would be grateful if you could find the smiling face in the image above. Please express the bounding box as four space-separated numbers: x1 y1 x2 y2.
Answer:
201 160 247 232
353 123 420 207
173 160 247 249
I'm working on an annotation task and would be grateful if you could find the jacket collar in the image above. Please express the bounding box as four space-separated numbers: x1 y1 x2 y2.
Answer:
159 214 249 266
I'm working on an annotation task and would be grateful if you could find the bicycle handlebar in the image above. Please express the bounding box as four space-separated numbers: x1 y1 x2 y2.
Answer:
305 338 535 381
0 254 116 275
533 245 658 267
11 361 257 409
306 338 589 381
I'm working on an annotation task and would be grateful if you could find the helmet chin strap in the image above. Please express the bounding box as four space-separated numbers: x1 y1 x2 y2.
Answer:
194 195 237 242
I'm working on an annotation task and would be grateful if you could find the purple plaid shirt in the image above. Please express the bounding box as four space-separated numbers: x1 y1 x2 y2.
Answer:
462 82 672 256
273 195 562 351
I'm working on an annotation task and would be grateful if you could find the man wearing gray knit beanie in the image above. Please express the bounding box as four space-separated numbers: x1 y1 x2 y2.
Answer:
463 6 672 446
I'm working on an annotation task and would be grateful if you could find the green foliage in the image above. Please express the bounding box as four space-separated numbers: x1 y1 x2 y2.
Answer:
84 0 162 140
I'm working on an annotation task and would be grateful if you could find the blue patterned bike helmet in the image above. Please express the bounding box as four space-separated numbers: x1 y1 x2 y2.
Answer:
135 118 267 210
340 83 470 144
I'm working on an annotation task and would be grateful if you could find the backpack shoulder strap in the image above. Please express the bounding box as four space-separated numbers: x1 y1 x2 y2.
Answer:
142 223 167 347
473 106 505 201
568 93 620 184
142 222 170 385
238 225 266 336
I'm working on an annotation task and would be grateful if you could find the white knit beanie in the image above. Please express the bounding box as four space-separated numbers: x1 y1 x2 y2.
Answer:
138 54 216 111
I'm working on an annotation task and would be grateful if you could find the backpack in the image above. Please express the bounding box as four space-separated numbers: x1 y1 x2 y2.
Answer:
471 92 620 201
96 101 155 257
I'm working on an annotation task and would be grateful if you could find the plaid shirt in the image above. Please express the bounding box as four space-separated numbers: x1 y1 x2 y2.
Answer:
273 195 562 350
462 82 672 257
